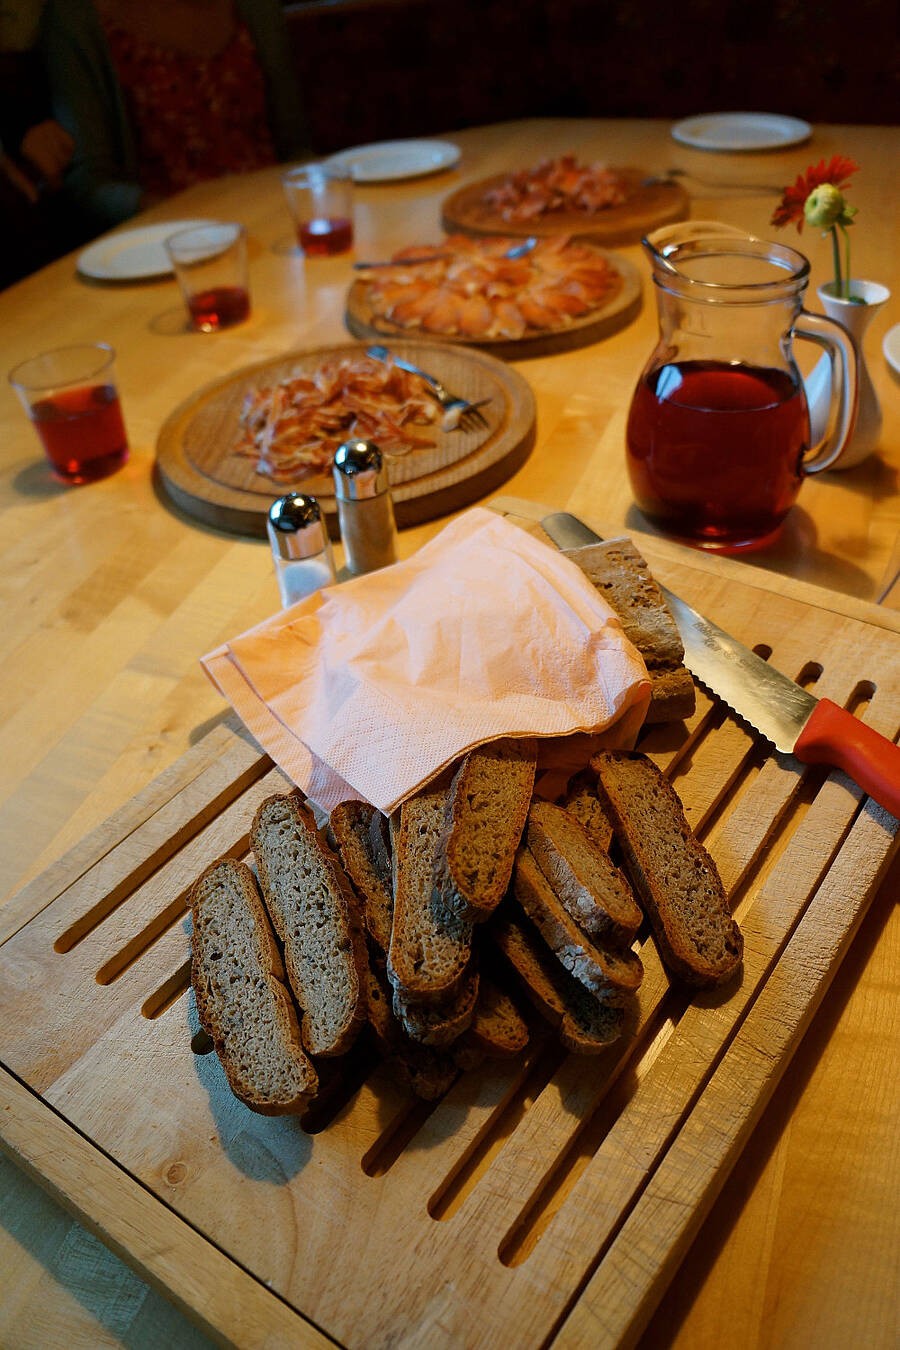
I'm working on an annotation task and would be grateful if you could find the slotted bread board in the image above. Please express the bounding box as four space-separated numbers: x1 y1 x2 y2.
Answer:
1 498 898 1350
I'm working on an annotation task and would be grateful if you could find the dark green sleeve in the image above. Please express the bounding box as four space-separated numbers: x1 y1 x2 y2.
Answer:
38 0 142 230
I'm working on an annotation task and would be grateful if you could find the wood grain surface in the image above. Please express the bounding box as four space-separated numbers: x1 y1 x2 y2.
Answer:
345 246 642 359
1 501 898 1350
1 116 899 1350
441 166 690 245
155 339 537 534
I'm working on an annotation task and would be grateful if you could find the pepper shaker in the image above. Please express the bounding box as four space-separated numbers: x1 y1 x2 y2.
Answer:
267 493 337 607
333 439 398 574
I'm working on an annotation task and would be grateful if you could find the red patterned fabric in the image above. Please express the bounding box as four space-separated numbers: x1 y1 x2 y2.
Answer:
101 18 276 198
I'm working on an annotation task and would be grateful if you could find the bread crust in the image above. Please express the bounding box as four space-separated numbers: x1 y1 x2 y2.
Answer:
190 858 318 1114
526 800 642 942
563 537 696 724
392 967 480 1046
592 751 743 987
251 791 369 1057
492 911 624 1054
329 799 394 955
512 847 643 997
462 978 529 1059
387 786 473 1004
438 739 537 922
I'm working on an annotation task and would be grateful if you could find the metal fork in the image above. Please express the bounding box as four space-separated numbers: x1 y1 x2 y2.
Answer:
642 168 783 195
366 345 491 431
354 236 538 270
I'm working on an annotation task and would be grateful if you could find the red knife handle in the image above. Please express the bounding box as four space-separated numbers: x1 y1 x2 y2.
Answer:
794 698 900 818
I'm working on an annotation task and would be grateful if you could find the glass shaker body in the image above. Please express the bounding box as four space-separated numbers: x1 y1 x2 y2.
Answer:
267 494 337 606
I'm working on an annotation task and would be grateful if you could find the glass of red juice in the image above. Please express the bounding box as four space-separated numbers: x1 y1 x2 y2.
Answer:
281 163 354 258
625 226 859 550
165 223 250 332
9 343 129 485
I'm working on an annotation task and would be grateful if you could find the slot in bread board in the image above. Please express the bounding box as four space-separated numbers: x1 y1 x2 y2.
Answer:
1 498 898 1350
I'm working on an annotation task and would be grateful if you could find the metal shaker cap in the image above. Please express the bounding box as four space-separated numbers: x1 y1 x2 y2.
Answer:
267 493 328 560
333 439 387 500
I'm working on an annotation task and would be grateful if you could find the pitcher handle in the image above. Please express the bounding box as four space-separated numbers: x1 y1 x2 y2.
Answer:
793 310 858 473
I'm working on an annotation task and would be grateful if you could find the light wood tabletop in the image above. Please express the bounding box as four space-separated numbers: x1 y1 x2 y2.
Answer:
0 118 897 1349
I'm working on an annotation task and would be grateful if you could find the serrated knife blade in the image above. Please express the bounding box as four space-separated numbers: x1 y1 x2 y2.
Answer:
540 511 900 817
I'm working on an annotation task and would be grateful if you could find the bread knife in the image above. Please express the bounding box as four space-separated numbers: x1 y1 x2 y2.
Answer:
540 511 900 818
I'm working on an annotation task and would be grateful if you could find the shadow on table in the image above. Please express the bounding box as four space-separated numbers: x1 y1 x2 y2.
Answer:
11 459 70 500
0 1153 214 1349
148 305 192 336
186 973 315 1186
624 502 880 603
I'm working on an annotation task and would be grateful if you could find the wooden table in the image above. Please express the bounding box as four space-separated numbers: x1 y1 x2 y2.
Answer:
0 118 897 1349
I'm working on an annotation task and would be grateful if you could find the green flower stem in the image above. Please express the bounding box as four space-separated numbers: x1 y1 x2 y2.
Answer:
830 226 844 298
840 223 852 298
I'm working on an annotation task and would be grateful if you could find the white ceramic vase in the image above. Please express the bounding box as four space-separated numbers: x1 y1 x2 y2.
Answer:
804 280 891 469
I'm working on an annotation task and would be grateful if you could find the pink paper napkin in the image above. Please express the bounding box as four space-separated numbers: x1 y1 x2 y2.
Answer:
202 508 651 813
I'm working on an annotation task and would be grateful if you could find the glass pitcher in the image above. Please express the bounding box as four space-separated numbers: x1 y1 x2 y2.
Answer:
625 222 858 550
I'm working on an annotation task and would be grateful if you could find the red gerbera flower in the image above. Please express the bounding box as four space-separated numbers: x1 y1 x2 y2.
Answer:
771 155 859 231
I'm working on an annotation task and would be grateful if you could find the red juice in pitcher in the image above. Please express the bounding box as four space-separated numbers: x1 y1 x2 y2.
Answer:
625 359 809 549
31 383 129 484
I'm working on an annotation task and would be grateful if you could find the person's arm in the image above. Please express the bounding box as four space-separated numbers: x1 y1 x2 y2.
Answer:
38 0 143 229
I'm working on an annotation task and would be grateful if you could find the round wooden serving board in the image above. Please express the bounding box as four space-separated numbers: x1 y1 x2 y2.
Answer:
155 341 536 537
345 247 641 360
441 166 688 247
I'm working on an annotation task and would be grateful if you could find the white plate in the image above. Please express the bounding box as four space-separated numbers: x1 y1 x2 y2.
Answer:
77 220 219 281
883 322 900 377
671 113 812 153
323 139 461 183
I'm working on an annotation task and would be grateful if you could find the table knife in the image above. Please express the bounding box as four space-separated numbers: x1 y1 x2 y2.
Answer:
540 511 900 818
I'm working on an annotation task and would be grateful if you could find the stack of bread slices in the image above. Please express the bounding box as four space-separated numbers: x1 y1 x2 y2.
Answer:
190 535 743 1115
190 744 743 1116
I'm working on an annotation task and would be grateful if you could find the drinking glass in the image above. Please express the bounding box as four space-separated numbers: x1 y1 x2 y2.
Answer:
9 343 129 484
282 163 354 257
625 224 858 550
165 222 250 332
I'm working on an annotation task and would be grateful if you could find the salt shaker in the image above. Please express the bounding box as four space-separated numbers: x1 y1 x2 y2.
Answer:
267 493 337 607
333 439 398 574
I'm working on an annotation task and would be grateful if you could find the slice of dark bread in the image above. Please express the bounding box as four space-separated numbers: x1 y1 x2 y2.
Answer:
563 538 696 723
393 966 480 1046
386 1040 459 1101
251 791 368 1057
492 911 624 1053
561 770 615 853
387 786 473 1004
437 738 537 922
363 958 459 1099
190 859 318 1114
512 848 643 997
329 799 394 955
362 958 402 1053
368 809 394 899
526 800 642 943
592 751 743 986
453 978 530 1069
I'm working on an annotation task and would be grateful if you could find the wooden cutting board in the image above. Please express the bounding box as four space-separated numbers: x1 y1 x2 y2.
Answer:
1 497 898 1350
155 341 536 536
345 249 642 359
442 167 689 246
